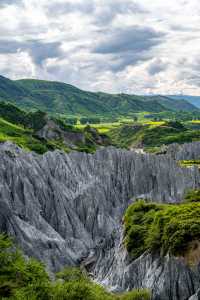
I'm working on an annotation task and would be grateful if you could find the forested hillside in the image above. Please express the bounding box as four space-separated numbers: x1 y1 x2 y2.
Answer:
0 75 197 117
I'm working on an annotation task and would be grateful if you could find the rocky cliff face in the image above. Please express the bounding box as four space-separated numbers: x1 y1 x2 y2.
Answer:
0 142 200 299
36 118 86 147
36 119 110 149
92 234 200 300
167 141 200 161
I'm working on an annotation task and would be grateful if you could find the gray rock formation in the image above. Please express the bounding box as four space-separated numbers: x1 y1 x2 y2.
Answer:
36 119 110 149
36 118 85 147
189 289 200 300
0 141 200 299
93 233 200 300
166 142 200 161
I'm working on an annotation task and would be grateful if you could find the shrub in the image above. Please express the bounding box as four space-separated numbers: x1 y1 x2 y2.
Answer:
119 289 151 300
124 200 164 257
0 234 51 299
52 281 93 300
56 267 86 282
80 117 101 125
184 189 200 203
124 199 200 258
27 142 48 154
0 234 150 300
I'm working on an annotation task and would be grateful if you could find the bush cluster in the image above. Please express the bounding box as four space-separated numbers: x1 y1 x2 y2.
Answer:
0 234 150 300
124 198 200 258
184 189 200 203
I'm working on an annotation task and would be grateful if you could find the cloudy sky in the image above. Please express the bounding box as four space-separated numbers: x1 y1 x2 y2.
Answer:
0 0 200 95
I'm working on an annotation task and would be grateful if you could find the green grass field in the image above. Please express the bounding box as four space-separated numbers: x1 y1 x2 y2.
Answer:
75 122 121 133
0 117 32 149
74 113 159 134
0 117 69 154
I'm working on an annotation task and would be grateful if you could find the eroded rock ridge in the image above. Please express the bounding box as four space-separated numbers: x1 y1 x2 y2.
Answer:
0 142 200 299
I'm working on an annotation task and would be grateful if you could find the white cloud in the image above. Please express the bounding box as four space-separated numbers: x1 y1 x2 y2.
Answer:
0 51 36 79
0 0 200 95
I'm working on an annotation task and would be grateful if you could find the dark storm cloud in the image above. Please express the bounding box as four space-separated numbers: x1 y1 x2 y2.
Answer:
92 26 164 72
27 42 61 65
93 26 163 54
106 52 151 72
147 59 168 76
0 40 61 65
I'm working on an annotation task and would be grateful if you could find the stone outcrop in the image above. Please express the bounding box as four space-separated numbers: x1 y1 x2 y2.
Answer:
36 118 85 147
0 141 200 299
92 233 200 300
36 119 110 148
166 142 200 161
189 289 200 300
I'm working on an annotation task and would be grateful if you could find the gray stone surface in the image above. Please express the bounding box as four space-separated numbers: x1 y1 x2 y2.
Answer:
189 289 200 300
167 142 200 160
0 141 200 299
37 119 85 147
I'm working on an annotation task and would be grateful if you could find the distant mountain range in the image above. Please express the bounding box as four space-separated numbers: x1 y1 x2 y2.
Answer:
0 75 197 116
168 95 200 108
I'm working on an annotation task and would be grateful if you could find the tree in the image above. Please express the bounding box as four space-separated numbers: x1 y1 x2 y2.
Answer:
66 118 78 125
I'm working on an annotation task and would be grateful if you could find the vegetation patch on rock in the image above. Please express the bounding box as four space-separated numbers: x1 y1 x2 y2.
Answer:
124 196 200 259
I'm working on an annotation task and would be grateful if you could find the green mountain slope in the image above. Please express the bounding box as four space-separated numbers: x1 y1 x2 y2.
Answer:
169 95 200 109
0 75 196 116
0 102 110 154
0 117 53 154
147 95 197 111
109 121 200 151
0 75 27 100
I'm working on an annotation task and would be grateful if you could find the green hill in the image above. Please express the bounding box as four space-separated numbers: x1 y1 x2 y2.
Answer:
0 102 110 154
168 95 200 109
109 121 200 152
0 117 53 154
0 75 196 117
147 95 197 111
